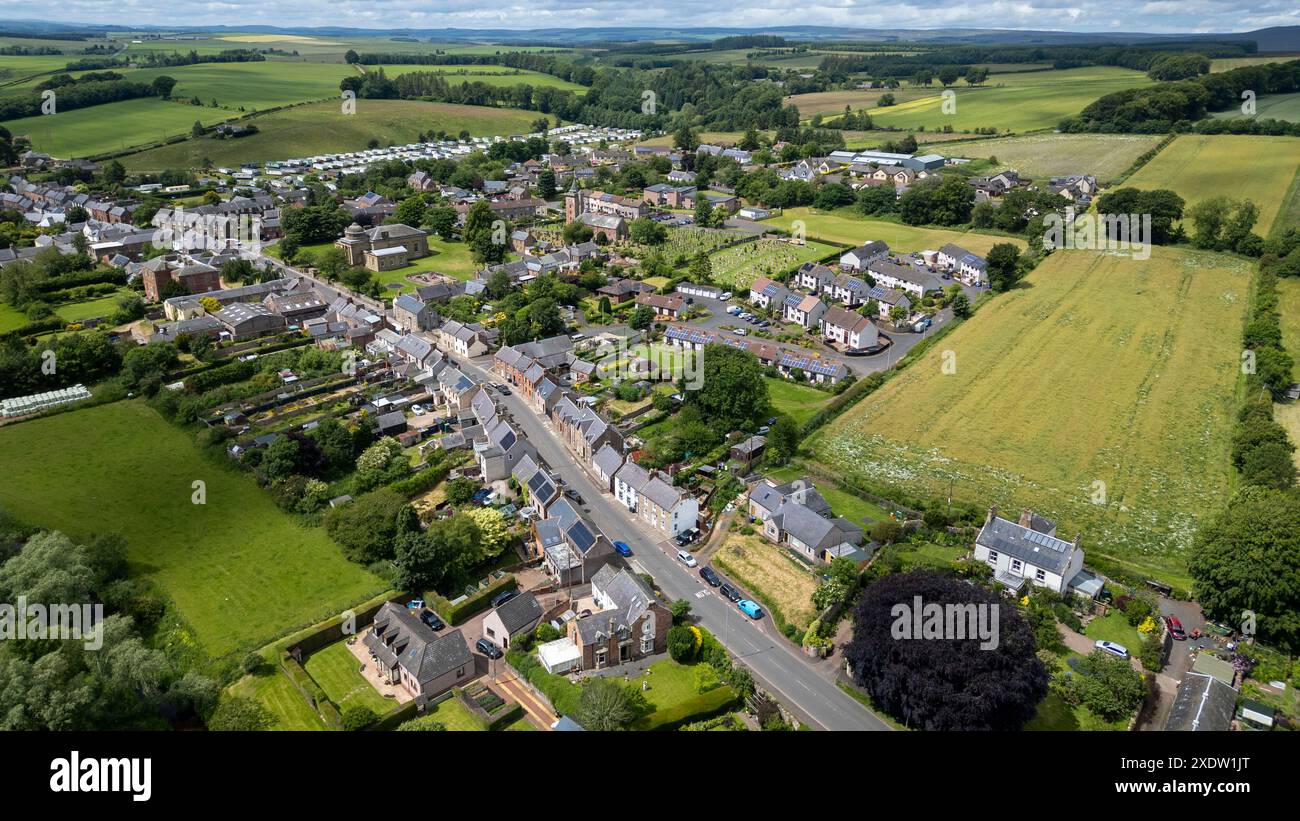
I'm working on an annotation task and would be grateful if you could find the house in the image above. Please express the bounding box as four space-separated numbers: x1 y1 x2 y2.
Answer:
476 416 537 481
551 394 623 463
839 241 889 272
139 256 222 302
362 602 475 699
820 306 879 353
1164 673 1238 732
597 277 654 303
612 459 698 537
634 292 685 320
481 592 543 650
866 259 945 299
973 507 1086 595
533 497 615 586
565 187 650 222
641 183 695 208
568 565 671 670
749 275 790 309
867 285 912 321
937 243 988 286
795 262 836 293
783 294 827 329
747 478 866 563
591 442 625 491
434 319 495 358
393 293 438 332
335 222 430 272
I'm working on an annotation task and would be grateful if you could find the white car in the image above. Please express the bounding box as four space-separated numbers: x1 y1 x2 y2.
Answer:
1094 640 1129 659
676 550 698 568
732 328 748 336
411 404 425 415
720 291 733 301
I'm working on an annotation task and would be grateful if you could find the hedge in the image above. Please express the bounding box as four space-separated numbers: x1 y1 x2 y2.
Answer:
506 649 582 717
630 685 740 731
429 574 517 625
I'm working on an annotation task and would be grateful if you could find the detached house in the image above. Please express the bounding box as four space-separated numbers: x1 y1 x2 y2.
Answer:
634 292 686 320
363 603 474 699
747 477 866 564
973 507 1086 595
481 592 543 651
568 565 671 670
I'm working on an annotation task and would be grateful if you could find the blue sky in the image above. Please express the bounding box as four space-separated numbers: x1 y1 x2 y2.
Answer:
15 1 1300 34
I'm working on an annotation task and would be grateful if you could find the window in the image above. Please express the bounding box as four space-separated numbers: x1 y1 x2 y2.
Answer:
1035 569 1046 582
987 550 999 564
1011 559 1022 573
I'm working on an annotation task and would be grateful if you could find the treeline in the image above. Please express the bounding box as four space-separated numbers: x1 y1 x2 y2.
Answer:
1061 59 1300 133
349 51 597 86
712 35 787 50
63 49 263 72
0 76 161 120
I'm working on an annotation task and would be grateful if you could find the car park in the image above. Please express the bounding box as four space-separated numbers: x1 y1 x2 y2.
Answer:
699 566 721 586
475 638 503 659
676 550 698 567
737 599 764 619
1165 616 1186 640
1094 640 1129 659
719 583 742 602
613 540 633 557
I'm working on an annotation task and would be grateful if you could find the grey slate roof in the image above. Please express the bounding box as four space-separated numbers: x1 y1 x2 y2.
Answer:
364 602 472 686
492 591 543 635
593 443 624 477
976 515 1076 574
1164 673 1237 732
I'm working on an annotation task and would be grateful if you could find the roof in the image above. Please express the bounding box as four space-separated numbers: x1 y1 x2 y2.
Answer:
363 603 472 686
1164 673 1237 732
490 592 543 635
578 565 659 644
1191 654 1236 686
593 443 625 477
976 514 1077 574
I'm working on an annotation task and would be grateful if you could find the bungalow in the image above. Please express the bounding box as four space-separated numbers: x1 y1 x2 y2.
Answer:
747 477 866 564
362 603 474 699
820 306 879 353
634 292 685 320
598 277 654 303
481 592 543 650
973 507 1086 595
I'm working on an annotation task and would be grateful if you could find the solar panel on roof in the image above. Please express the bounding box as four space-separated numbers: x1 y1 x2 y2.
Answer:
568 522 596 553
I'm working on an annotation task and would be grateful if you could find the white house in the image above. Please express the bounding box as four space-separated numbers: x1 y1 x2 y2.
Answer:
973 507 1086 595
820 306 879 352
783 294 828 329
867 259 945 299
839 240 889 271
613 460 698 537
937 243 988 286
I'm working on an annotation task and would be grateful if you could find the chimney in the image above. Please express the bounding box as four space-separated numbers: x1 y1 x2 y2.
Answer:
985 506 997 527
1019 508 1034 529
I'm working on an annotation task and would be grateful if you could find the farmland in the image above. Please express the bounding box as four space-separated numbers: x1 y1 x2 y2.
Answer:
764 207 1024 256
1210 91 1300 123
364 64 585 92
122 99 542 171
787 87 931 119
126 62 357 110
1123 134 1300 234
4 97 239 159
867 67 1153 134
0 400 384 658
932 133 1166 183
808 247 1253 586
706 237 840 289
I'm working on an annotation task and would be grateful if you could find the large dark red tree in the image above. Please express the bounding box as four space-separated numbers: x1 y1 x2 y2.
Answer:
844 571 1048 731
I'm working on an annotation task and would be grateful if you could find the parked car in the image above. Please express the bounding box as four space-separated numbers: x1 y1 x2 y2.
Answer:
757 425 770 436
420 610 445 631
613 540 633 557
676 550 698 568
1165 616 1187 640
411 404 425 415
737 599 764 619
766 416 778 426
475 638 503 659
732 328 748 336
565 488 586 506
720 291 733 301
490 589 519 608
498 386 511 396
1095 640 1129 659
719 583 742 602
726 305 742 316
699 566 721 586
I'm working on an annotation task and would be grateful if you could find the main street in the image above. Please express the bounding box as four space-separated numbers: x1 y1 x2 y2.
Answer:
458 356 890 731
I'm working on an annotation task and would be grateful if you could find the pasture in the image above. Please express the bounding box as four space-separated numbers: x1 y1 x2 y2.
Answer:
1211 91 1300 123
764 208 1024 256
1123 134 1300 234
365 64 585 92
808 247 1253 585
931 133 1166 183
3 96 237 158
765 377 834 427
867 67 1153 134
122 99 541 171
127 62 357 111
706 237 839 289
787 87 930 119
0 400 384 658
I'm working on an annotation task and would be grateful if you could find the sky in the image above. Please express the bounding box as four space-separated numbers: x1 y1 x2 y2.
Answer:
12 1 1300 34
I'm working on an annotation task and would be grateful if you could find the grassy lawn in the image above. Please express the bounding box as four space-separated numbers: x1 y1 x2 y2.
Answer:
0 301 27 333
706 237 839 290
714 532 818 632
121 99 542 172
765 376 833 427
228 669 328 731
868 67 1153 134
425 693 485 731
809 247 1251 587
303 641 396 715
931 133 1166 183
1124 134 1300 235
1083 611 1143 653
765 208 1023 256
1025 691 1129 731
896 541 966 571
55 288 132 324
0 400 383 658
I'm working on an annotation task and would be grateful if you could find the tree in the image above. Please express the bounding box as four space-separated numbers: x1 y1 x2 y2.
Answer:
629 304 655 331
190 120 205 138
261 435 300 483
1189 485 1300 652
673 125 698 151
689 343 769 432
463 200 505 265
1069 651 1146 721
630 217 667 245
951 292 971 318
445 477 478 505
323 488 419 563
694 196 715 229
344 49 360 64
844 571 1048 730
208 696 273 731
537 169 557 200
765 414 800 464
576 677 635 731
667 625 699 662
342 705 378 731
669 598 692 624
392 195 427 228
869 519 901 544
150 75 177 98
103 160 126 185
464 506 510 556
986 243 1023 292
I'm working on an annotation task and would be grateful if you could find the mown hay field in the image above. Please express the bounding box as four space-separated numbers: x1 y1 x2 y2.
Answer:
930 132 1166 183
808 247 1253 585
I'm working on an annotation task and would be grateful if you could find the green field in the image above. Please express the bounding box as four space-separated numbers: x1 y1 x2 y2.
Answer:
867 67 1153 134
787 87 931 119
122 99 542 171
55 289 132 323
0 301 27 332
228 668 327 731
0 400 383 657
130 61 356 110
1124 134 1300 235
1211 91 1300 123
367 64 584 92
933 133 1166 183
809 247 1253 585
303 641 396 714
1210 56 1300 72
5 96 241 158
764 377 833 427
765 208 1024 256
706 237 839 289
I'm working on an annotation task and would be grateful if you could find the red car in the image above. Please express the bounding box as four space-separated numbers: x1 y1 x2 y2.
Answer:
1165 616 1187 640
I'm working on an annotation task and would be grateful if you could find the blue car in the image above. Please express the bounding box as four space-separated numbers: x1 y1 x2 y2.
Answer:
737 599 764 620
613 541 633 557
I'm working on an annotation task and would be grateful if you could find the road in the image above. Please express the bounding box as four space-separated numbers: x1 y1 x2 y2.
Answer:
459 355 890 731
